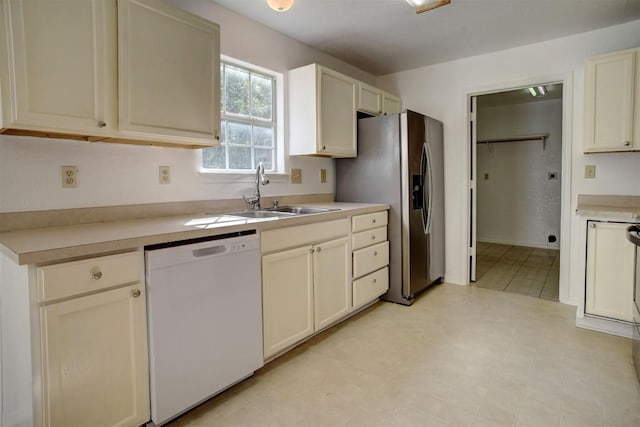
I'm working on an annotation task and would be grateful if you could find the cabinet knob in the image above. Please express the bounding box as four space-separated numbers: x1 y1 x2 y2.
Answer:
310 248 315 253
589 223 596 228
316 247 321 253
371 235 376 240
322 145 326 150
373 279 377 283
373 251 378 256
372 219 376 224
624 141 631 146
131 289 141 298
91 271 103 280
97 121 106 128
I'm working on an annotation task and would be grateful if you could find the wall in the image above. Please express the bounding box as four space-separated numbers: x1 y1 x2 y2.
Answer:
476 97 563 249
377 20 640 306
0 0 375 213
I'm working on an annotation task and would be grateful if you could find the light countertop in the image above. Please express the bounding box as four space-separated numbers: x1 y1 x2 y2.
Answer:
575 194 640 221
0 202 389 265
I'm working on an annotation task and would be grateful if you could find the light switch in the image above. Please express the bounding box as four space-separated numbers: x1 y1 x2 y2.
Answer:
584 165 596 179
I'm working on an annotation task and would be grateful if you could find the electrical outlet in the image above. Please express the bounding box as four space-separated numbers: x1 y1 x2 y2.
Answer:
159 166 171 184
320 168 327 183
584 165 596 179
60 166 78 188
291 168 302 184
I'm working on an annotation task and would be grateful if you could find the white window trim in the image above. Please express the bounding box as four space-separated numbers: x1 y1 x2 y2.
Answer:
199 55 285 176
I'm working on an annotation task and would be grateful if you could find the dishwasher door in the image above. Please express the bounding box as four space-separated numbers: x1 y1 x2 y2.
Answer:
145 233 263 425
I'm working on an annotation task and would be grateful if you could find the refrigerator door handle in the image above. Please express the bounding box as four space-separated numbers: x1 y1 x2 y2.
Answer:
423 142 434 235
420 143 428 234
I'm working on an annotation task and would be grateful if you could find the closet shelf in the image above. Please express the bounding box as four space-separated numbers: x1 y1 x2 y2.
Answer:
477 134 549 151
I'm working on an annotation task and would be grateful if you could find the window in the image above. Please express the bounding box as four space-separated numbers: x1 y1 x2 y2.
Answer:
202 61 277 172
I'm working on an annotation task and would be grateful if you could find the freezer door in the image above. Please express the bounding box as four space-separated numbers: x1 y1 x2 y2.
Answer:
403 111 430 297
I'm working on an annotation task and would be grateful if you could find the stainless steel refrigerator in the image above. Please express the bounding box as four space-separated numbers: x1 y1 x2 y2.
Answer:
336 110 444 305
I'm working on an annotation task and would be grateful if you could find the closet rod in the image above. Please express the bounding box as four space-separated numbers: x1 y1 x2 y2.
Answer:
477 133 548 144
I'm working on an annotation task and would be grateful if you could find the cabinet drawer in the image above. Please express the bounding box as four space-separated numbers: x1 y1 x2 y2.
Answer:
261 219 349 253
37 252 142 303
353 267 388 309
353 241 389 278
352 226 387 251
352 211 388 233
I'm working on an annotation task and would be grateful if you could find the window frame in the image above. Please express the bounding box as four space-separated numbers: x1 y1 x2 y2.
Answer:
200 57 283 175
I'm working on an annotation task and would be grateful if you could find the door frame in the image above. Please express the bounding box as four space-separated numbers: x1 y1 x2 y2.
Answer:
465 72 573 304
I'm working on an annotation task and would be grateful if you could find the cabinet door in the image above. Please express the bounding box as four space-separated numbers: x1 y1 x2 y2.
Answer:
585 222 635 322
0 0 117 134
382 93 401 115
262 246 314 358
118 0 220 146
313 237 350 330
40 284 149 427
584 49 638 152
318 67 357 157
358 83 382 115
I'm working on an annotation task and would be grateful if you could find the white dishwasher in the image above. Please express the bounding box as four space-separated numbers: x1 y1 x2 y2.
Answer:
145 231 263 426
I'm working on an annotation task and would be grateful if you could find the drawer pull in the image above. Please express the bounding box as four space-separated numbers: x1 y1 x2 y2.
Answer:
97 120 107 128
624 141 631 146
373 251 378 256
373 279 377 283
91 271 103 280
371 235 376 240
132 289 141 298
372 219 376 224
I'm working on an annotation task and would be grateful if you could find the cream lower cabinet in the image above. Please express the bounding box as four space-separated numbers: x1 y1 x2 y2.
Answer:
37 252 149 427
261 219 350 358
351 212 390 309
585 221 636 322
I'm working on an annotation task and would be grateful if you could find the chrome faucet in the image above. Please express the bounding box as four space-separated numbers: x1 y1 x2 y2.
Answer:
243 163 270 210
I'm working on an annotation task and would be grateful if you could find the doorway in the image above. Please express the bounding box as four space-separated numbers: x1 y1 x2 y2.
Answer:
468 83 564 301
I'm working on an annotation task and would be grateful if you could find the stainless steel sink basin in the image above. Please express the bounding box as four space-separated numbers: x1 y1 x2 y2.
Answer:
226 210 296 219
223 206 339 219
270 206 339 214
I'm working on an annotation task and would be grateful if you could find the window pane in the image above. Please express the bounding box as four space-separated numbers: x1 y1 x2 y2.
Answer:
228 121 251 145
202 146 226 169
225 66 249 116
254 148 273 170
251 74 272 120
228 146 252 169
253 125 273 147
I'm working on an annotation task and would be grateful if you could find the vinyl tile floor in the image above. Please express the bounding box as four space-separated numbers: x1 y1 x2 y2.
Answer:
168 284 640 427
473 242 560 301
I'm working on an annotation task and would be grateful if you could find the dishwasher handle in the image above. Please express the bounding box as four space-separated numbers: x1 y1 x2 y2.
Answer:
192 245 227 258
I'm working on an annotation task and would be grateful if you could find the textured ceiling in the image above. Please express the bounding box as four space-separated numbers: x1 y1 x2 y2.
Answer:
211 0 640 76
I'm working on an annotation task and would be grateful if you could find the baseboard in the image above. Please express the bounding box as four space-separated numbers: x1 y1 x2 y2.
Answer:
477 237 560 250
576 314 634 339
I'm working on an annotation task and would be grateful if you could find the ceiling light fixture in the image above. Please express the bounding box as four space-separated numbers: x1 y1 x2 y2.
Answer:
528 86 547 97
406 0 451 14
267 0 295 12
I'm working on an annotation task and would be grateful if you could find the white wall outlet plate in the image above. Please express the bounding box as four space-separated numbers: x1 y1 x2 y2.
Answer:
159 166 171 184
291 168 302 184
60 166 78 188
584 165 596 179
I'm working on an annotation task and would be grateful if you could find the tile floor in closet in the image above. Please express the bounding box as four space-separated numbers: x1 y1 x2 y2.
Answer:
169 283 639 427
474 242 560 301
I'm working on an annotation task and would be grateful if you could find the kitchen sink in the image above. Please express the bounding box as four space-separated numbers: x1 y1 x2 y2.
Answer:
270 206 339 214
224 206 339 219
226 210 296 219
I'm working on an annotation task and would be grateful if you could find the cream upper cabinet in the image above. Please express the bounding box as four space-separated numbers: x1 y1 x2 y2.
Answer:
118 0 220 146
0 0 221 148
0 0 117 135
357 83 382 115
585 221 636 322
584 48 640 153
289 64 357 157
382 93 402 115
313 236 351 330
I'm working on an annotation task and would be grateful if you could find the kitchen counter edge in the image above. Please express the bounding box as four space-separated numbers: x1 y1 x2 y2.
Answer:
0 203 390 266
